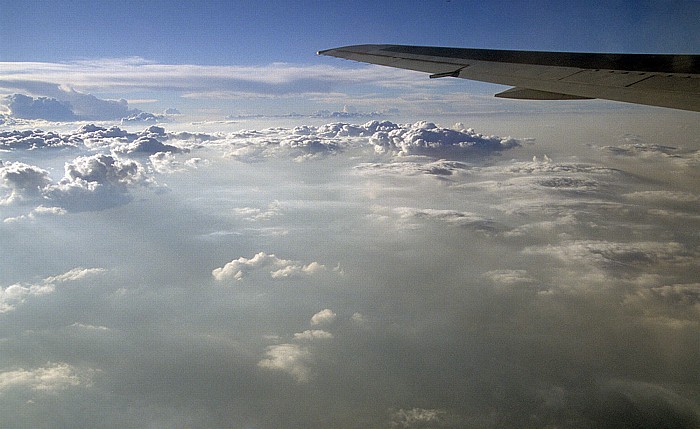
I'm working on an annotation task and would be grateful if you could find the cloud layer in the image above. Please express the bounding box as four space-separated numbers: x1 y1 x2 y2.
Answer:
1 114 698 428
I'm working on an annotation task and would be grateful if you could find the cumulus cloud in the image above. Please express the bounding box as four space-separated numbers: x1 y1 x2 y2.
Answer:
0 85 140 121
2 93 76 121
370 121 519 157
212 252 326 282
1 150 156 212
0 161 52 204
0 283 54 313
293 329 334 341
310 308 337 326
390 408 449 428
222 121 518 162
0 363 93 392
0 129 79 150
0 267 105 312
257 343 312 383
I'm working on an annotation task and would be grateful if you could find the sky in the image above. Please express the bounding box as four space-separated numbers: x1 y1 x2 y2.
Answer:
0 1 699 428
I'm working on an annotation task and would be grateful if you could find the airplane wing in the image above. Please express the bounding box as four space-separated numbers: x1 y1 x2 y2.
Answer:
318 44 700 112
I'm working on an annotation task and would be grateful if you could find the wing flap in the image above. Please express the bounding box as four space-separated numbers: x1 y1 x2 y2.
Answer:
495 87 593 100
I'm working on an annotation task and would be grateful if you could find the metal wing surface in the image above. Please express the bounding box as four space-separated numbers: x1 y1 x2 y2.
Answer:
318 44 700 112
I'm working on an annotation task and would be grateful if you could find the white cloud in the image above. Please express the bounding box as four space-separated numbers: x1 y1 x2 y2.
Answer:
232 201 282 221
0 59 438 98
370 121 519 157
0 363 92 392
0 283 54 313
4 205 67 223
390 408 447 428
293 329 334 341
212 252 325 282
0 161 52 204
523 240 693 268
1 93 75 121
43 267 107 284
0 267 105 313
354 159 471 178
482 269 535 286
310 309 337 326
257 343 312 383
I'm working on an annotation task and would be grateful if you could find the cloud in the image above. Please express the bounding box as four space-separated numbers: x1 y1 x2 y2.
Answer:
370 121 519 157
0 161 52 204
0 129 79 150
0 283 54 313
232 201 282 222
310 309 337 326
523 240 693 268
46 154 152 211
43 267 107 283
3 205 66 223
1 115 699 427
0 363 93 392
212 252 326 282
222 121 518 162
0 59 440 98
0 86 139 121
293 330 334 341
0 267 105 312
2 94 75 121
120 112 169 124
390 408 449 428
354 159 471 178
257 343 312 383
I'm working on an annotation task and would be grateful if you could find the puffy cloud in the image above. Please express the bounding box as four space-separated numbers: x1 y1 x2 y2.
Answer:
0 129 80 150
293 330 334 341
0 267 105 312
2 93 76 121
257 343 312 383
1 153 153 212
0 85 140 121
310 309 337 326
48 154 152 211
0 283 54 313
211 252 325 282
0 161 52 204
0 363 93 392
114 136 181 155
223 121 518 162
120 112 169 124
390 408 449 428
370 121 519 157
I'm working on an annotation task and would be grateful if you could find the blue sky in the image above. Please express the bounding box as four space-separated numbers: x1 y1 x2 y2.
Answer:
2 0 699 64
0 0 699 119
